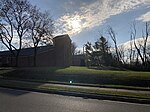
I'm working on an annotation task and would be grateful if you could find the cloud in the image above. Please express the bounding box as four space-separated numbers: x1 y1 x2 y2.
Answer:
55 0 150 36
136 12 150 22
119 36 150 50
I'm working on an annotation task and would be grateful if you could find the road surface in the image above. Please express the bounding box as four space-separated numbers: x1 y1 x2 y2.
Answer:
0 87 150 112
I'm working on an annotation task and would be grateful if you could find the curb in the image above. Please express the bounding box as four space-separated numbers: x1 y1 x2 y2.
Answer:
0 85 150 104
1 77 150 91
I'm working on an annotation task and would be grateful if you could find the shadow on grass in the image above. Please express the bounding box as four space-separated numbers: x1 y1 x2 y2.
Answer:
1 67 150 88
0 67 66 96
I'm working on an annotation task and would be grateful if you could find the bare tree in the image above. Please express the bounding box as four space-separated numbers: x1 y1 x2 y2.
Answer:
147 45 150 62
142 22 150 65
130 22 150 66
0 0 31 66
29 6 53 66
129 29 134 64
107 26 121 64
71 42 77 56
118 45 126 64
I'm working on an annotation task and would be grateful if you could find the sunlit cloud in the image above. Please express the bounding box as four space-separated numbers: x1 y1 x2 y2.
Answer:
119 36 150 50
55 0 150 36
136 12 150 22
55 14 87 36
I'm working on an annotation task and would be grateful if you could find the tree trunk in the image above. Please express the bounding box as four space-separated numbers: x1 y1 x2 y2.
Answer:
34 47 37 67
15 53 19 67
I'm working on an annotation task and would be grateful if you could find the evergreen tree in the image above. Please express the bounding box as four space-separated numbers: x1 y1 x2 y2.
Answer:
85 36 115 67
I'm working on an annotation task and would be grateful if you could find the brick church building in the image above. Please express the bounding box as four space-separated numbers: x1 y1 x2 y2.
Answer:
0 34 72 67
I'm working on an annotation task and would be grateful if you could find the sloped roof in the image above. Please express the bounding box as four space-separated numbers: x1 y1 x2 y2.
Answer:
0 45 54 56
54 34 69 39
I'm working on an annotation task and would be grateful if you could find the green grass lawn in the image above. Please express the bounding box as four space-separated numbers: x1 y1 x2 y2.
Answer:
0 66 150 88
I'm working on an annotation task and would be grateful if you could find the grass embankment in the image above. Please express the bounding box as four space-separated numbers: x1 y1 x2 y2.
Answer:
0 79 150 100
0 66 150 89
0 66 150 100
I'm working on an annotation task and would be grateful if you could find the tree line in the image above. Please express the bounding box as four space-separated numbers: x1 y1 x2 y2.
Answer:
84 22 150 71
0 0 54 66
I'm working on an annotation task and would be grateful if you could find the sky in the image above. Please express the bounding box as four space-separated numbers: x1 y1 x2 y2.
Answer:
1 0 150 50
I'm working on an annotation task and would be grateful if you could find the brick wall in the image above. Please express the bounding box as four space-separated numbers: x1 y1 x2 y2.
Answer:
0 35 72 67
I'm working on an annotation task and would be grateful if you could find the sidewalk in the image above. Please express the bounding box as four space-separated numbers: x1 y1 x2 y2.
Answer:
0 78 150 104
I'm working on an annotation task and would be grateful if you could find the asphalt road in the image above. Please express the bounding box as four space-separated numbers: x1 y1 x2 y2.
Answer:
0 87 150 112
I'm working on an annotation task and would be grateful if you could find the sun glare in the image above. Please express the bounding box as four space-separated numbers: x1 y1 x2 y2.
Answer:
67 17 82 34
71 20 81 29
